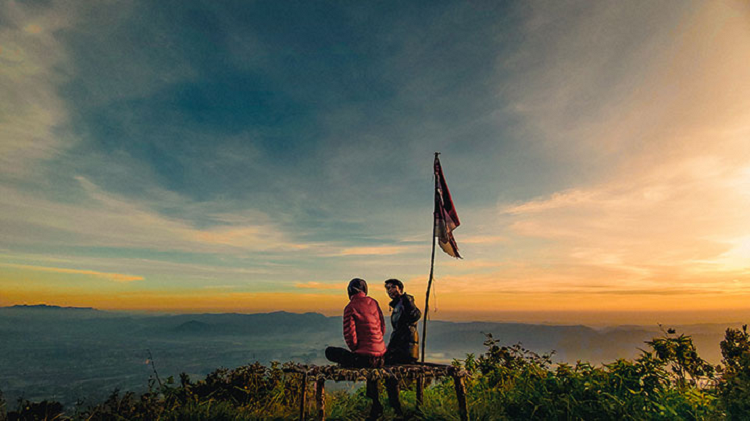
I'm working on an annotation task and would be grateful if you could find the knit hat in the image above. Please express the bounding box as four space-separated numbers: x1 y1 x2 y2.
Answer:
347 278 368 297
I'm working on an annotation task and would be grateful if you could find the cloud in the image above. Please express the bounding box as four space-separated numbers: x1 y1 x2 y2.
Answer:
294 281 348 290
501 1 750 179
430 266 750 296
0 173 430 289
504 190 595 215
2 1 749 318
0 176 312 255
0 1 76 177
334 245 416 257
711 236 750 272
443 259 506 270
0 263 143 283
0 250 283 282
458 235 508 245
501 156 750 266
481 1 750 296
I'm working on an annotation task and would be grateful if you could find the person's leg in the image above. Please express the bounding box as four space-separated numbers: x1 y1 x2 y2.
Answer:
366 378 383 420
349 353 384 369
385 377 403 416
369 356 384 368
385 349 417 366
325 346 358 367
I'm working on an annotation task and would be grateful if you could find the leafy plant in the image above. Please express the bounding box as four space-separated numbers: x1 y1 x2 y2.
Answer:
7 399 64 421
645 326 716 388
719 324 750 419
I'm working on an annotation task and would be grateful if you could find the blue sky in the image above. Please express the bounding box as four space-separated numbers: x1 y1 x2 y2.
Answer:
2 0 750 323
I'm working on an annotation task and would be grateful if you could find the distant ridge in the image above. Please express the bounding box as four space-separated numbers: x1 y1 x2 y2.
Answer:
173 320 214 334
4 304 96 311
162 311 337 336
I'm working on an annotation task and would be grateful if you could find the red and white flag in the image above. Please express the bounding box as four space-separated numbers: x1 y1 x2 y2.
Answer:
434 155 461 258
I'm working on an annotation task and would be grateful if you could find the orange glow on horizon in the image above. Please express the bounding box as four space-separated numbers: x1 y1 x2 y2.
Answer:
5 284 750 325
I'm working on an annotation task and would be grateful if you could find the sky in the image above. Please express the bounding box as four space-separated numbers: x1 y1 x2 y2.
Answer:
1 0 750 325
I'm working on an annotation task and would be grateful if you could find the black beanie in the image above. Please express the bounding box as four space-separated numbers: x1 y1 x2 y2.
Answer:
347 278 368 297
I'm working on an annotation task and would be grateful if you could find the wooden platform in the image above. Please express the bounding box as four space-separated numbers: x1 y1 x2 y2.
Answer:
282 363 470 420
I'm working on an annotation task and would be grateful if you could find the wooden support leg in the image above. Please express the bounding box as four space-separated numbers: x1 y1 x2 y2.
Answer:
416 375 423 410
299 371 308 421
452 375 468 421
316 378 326 421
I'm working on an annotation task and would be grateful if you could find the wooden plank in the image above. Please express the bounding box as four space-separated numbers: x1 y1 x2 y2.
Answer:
316 378 326 421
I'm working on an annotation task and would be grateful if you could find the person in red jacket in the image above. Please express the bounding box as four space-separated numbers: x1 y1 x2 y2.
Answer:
325 278 387 367
325 278 387 419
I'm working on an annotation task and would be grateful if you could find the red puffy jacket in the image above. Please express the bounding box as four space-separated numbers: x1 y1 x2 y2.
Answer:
343 292 386 356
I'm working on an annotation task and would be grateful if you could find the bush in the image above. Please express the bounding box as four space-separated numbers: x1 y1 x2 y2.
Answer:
446 330 719 420
7 399 64 421
719 325 750 419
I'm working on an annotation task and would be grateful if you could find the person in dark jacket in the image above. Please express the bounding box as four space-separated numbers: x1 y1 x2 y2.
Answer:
325 278 386 420
383 278 422 418
384 278 421 364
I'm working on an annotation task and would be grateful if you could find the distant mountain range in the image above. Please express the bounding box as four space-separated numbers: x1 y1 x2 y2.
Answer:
1 304 737 362
4 304 96 311
0 303 116 320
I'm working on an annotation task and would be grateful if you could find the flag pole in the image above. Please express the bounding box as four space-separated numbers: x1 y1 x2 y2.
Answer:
421 152 440 364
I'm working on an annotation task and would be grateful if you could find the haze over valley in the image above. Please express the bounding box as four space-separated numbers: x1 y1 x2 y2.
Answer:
1 305 740 409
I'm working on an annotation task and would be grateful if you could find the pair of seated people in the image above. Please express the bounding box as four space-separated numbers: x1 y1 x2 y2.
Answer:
325 278 421 420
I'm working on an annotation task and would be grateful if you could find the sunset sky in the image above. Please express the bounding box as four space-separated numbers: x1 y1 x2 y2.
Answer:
2 0 750 325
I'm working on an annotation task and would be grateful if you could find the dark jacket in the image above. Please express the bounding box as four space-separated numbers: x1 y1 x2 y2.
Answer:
386 293 421 363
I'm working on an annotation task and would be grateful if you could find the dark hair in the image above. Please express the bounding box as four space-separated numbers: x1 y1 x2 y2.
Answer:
384 278 404 292
348 278 368 297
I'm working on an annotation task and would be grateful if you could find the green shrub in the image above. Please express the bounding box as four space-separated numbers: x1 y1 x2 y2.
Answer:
7 399 64 421
719 325 750 419
442 330 719 420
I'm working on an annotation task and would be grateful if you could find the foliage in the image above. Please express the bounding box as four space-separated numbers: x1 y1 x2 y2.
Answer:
10 327 750 420
6 399 64 421
645 326 716 388
441 330 719 420
72 362 307 420
718 325 750 419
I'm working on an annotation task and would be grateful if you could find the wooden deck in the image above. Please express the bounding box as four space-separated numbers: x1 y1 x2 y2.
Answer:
282 363 470 420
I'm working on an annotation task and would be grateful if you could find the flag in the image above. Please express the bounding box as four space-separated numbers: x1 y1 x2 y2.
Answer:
434 155 461 258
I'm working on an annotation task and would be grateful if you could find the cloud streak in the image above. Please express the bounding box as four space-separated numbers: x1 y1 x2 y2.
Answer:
0 176 313 255
294 281 348 291
0 263 143 283
333 245 417 257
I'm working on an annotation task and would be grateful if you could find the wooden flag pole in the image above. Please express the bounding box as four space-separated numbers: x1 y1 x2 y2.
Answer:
421 152 440 364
